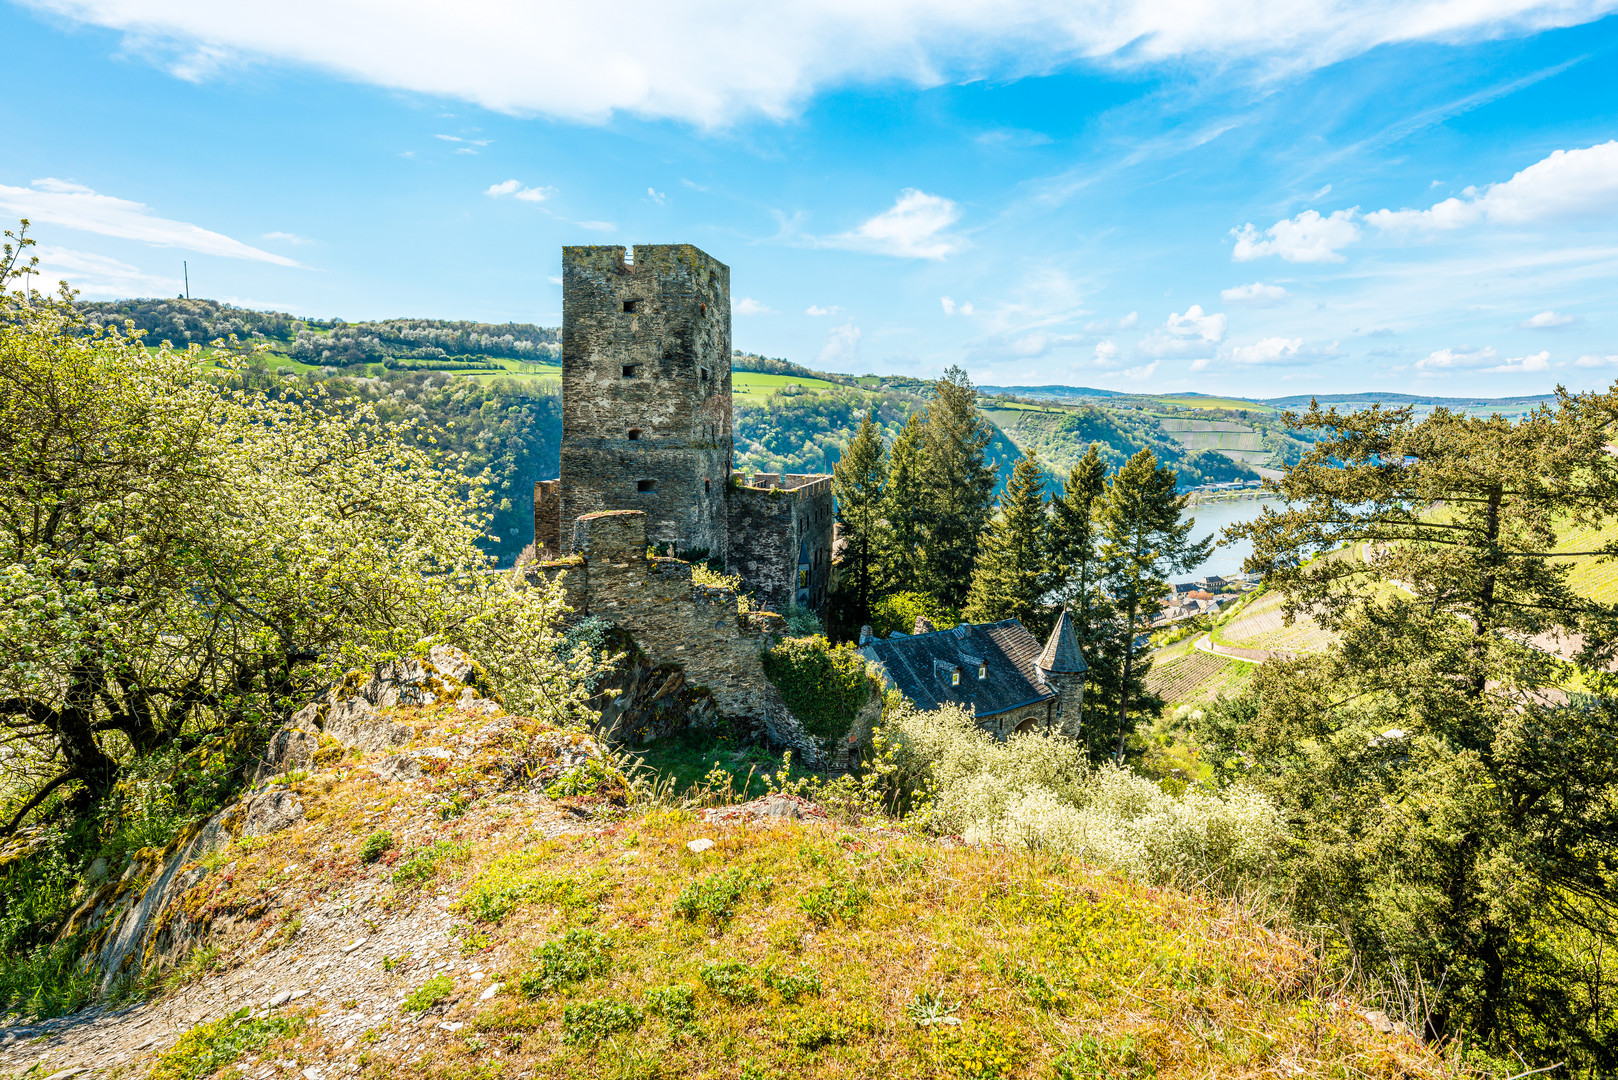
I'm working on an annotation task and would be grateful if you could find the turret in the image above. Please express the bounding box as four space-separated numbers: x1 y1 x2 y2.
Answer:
1035 608 1088 739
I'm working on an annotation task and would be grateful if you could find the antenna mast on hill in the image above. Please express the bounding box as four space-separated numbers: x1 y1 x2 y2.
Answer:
183 261 190 300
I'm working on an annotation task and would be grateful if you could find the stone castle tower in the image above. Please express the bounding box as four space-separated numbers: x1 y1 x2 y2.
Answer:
554 244 734 562
534 242 835 616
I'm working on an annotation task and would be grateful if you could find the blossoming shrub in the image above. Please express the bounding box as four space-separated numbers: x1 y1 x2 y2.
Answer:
878 702 1283 891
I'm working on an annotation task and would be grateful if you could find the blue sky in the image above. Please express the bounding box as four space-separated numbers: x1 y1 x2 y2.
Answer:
3 1 1617 397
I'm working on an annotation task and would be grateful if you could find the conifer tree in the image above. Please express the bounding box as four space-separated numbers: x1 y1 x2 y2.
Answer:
1045 443 1115 753
880 411 928 593
1097 449 1209 762
963 449 1050 632
920 366 996 610
832 410 889 626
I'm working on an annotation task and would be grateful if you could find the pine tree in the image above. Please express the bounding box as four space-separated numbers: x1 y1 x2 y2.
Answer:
1045 443 1113 754
963 449 1049 631
1097 449 1209 762
832 410 889 626
920 366 996 610
880 412 928 593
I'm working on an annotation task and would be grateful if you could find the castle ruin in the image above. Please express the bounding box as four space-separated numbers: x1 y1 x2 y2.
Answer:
534 244 833 615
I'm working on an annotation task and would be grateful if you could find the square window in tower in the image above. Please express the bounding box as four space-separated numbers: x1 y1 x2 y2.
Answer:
623 299 639 313
627 428 642 440
622 364 640 377
637 479 657 493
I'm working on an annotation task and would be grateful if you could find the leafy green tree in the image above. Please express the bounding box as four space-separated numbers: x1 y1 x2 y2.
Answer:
881 412 929 594
1218 396 1618 1067
920 366 996 610
1097 449 1209 762
832 411 889 627
1045 443 1116 753
963 449 1051 633
0 236 596 834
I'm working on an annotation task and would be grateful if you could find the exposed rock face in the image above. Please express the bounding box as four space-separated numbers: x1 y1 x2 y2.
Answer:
85 646 611 998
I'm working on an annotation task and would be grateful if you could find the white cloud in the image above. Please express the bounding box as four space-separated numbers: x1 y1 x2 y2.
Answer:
262 230 311 245
1231 208 1360 263
485 178 553 202
1484 350 1551 373
1120 361 1159 381
27 245 183 298
1368 141 1618 232
1576 354 1618 367
805 304 841 316
1521 310 1574 328
941 296 974 316
1165 304 1226 342
1416 345 1498 371
734 297 775 315
818 323 862 368
1229 336 1303 365
26 0 1613 127
0 178 297 265
575 220 616 231
1221 281 1289 304
434 133 462 142
1118 310 1138 329
647 187 666 205
826 189 961 260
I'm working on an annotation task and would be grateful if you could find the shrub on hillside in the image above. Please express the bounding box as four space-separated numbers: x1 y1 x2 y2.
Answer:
761 637 872 743
876 702 1282 892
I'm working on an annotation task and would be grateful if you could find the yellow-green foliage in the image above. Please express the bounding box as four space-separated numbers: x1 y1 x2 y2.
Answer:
149 1008 306 1080
761 636 871 743
441 815 1438 1079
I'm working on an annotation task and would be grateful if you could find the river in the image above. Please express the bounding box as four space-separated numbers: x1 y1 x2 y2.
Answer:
1177 496 1280 582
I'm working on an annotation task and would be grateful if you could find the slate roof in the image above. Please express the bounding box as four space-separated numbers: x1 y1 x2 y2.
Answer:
858 619 1056 719
1035 608 1088 675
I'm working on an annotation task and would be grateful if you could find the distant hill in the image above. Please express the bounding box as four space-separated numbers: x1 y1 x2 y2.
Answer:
1261 391 1558 413
979 384 1126 398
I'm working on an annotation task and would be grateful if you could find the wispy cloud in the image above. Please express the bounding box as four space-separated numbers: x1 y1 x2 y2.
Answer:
806 304 841 316
485 178 554 202
825 189 961 260
262 230 311 245
819 323 862 368
1521 309 1575 328
575 220 616 232
0 178 297 265
647 187 667 205
941 297 974 316
1221 282 1289 304
29 245 182 297
31 0 1613 127
1485 350 1552 373
735 297 775 315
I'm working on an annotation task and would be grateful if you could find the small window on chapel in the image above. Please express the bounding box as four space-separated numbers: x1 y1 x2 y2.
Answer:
637 479 656 493
627 428 642 440
951 670 960 687
978 664 987 681
623 299 639 313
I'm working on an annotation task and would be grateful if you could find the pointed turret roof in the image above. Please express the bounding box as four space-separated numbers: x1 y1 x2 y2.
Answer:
1036 608 1088 675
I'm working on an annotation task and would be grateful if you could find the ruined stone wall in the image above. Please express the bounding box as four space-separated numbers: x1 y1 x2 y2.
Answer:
533 479 562 556
726 473 834 616
559 245 732 562
527 510 818 757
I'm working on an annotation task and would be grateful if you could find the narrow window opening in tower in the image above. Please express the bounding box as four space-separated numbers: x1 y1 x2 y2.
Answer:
622 364 640 377
705 479 711 494
637 479 656 493
623 299 639 313
700 368 709 381
627 428 642 441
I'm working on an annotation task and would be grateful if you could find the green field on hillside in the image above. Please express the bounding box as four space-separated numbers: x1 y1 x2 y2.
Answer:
731 371 866 398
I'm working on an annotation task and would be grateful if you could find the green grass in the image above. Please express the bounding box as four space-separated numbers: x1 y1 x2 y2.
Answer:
731 371 865 398
626 728 796 801
1153 395 1274 411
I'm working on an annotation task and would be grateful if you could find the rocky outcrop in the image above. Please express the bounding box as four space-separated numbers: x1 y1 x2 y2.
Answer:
82 646 611 997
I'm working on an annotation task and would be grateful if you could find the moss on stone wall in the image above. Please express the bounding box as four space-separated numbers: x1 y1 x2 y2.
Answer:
760 637 872 745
